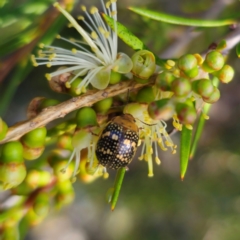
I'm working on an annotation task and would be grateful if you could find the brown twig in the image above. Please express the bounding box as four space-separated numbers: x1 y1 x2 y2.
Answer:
0 79 153 144
24 177 57 209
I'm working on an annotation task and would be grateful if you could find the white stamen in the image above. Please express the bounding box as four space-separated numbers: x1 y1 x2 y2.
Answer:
61 149 76 173
35 1 131 93
54 3 99 54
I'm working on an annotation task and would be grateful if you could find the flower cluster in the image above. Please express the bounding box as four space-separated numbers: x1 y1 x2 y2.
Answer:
124 103 177 177
32 1 133 94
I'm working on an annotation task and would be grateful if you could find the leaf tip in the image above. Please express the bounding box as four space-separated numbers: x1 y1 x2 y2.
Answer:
111 205 115 211
180 175 185 181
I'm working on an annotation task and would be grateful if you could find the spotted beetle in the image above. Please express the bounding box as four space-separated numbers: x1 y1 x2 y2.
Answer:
96 114 139 169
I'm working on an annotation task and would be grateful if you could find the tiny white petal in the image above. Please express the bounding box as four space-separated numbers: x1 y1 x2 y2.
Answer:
91 67 111 89
112 53 133 73
72 130 92 149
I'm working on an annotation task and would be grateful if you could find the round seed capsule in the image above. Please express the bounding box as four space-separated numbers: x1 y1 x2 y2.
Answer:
96 114 139 169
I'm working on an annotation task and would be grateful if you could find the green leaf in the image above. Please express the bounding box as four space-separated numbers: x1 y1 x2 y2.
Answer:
129 7 236 27
180 125 192 180
190 104 211 159
236 42 240 58
110 167 126 211
102 13 144 50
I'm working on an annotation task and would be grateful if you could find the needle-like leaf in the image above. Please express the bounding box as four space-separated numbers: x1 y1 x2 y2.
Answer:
129 7 236 27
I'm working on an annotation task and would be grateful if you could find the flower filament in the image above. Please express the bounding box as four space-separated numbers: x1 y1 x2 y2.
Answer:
32 1 132 93
124 103 177 177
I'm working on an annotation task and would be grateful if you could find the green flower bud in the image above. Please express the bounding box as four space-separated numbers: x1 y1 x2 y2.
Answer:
202 50 224 73
55 180 75 208
171 78 192 97
131 50 156 80
69 77 83 96
192 79 214 99
94 98 113 114
0 162 26 190
155 72 175 91
109 71 122 84
26 208 44 226
21 127 47 148
25 170 52 188
48 152 74 182
11 181 32 195
0 119 8 141
47 121 76 138
22 145 45 160
123 102 145 119
214 64 234 83
0 141 23 163
39 99 60 109
178 54 197 70
33 193 50 217
57 134 73 150
21 128 46 160
0 142 26 189
202 86 220 104
136 86 155 103
176 102 197 127
1 206 25 228
148 99 174 121
75 107 97 128
54 160 74 181
181 66 199 79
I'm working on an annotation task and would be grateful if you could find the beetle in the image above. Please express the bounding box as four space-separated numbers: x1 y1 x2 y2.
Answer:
96 114 139 169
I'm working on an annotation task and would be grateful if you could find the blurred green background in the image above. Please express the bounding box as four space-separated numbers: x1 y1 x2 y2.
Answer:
1 0 240 239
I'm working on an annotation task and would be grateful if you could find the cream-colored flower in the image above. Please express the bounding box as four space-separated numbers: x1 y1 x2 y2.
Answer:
124 103 177 177
32 1 133 93
61 128 108 181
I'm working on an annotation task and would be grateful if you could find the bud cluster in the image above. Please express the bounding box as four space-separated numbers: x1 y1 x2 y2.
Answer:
149 49 234 130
